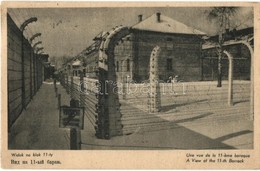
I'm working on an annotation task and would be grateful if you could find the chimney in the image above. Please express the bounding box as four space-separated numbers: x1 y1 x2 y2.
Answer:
156 12 161 22
138 14 143 22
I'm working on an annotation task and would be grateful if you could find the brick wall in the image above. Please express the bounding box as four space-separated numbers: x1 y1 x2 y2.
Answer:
114 30 203 83
202 44 251 81
114 34 133 83
74 30 203 84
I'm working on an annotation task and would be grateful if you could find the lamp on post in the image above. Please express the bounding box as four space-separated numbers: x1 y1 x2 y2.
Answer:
32 41 42 50
20 17 37 32
36 47 44 54
29 33 41 43
20 17 37 110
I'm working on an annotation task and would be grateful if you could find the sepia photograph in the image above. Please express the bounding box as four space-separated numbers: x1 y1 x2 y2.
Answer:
2 2 260 169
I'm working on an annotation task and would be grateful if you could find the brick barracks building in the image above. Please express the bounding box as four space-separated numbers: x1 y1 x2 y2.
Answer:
63 12 252 83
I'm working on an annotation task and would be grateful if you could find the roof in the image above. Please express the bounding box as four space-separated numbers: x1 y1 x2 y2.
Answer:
202 38 253 50
202 27 254 50
72 59 81 66
206 27 253 42
132 13 206 35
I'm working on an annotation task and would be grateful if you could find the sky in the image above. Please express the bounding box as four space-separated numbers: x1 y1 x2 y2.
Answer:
8 7 253 58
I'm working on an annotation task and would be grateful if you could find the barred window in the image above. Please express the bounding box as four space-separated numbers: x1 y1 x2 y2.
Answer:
116 61 119 72
167 58 172 71
127 59 130 72
166 38 173 50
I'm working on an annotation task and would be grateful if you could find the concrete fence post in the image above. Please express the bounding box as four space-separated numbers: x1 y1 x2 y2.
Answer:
241 41 254 120
148 46 161 113
122 76 126 99
57 94 61 109
55 87 58 97
223 50 233 106
66 74 69 94
79 72 84 107
70 76 74 99
95 26 129 139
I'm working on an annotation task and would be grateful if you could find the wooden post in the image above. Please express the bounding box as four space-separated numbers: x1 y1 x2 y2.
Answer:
54 78 57 97
122 76 126 100
55 87 58 97
211 59 214 81
41 62 43 86
201 57 204 81
57 94 61 109
70 128 77 149
54 78 57 89
70 128 81 150
77 128 81 149
62 73 65 87
223 51 233 106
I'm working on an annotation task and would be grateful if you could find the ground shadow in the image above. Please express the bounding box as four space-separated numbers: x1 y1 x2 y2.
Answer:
215 130 253 142
160 99 208 112
81 110 242 149
233 100 249 106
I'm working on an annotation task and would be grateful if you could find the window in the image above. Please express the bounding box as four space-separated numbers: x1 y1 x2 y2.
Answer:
167 58 173 71
83 69 86 77
166 38 173 50
116 61 119 72
126 59 130 72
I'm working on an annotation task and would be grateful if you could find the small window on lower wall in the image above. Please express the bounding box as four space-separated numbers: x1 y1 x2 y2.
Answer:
83 69 86 77
116 61 119 72
127 59 130 72
167 58 173 71
166 38 173 50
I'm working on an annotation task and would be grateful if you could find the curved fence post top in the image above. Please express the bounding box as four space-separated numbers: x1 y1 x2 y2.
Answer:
223 50 233 60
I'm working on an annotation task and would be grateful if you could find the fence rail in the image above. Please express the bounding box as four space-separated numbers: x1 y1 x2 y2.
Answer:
59 72 251 136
